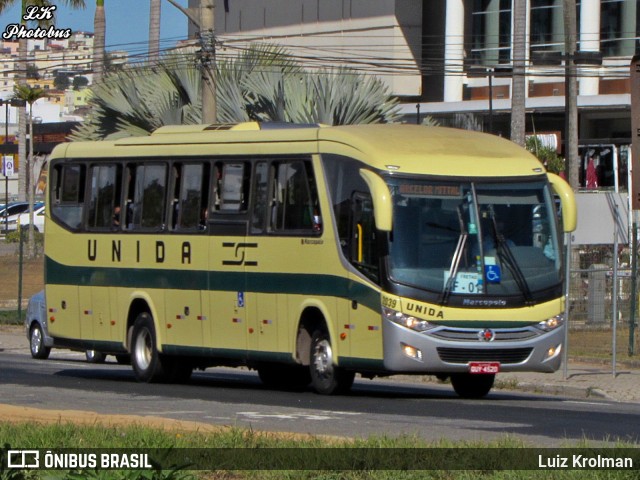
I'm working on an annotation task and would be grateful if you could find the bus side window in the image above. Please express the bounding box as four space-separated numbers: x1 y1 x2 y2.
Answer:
87 164 121 230
270 160 321 233
169 164 181 230
123 165 136 230
351 192 379 282
251 161 270 233
172 162 209 231
129 164 167 230
51 163 86 230
215 162 250 213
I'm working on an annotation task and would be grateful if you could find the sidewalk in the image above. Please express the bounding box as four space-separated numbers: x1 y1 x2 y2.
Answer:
496 362 640 402
2 324 639 402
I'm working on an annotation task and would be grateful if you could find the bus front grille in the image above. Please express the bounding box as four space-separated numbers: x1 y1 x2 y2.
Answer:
436 347 533 364
430 328 539 342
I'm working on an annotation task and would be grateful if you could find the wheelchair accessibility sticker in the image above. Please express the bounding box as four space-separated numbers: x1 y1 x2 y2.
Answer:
485 264 501 284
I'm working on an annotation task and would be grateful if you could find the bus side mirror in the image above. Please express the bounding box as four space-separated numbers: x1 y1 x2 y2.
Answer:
359 169 392 231
547 172 577 233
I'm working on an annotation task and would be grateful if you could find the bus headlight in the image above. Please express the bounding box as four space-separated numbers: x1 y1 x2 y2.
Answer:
383 307 436 333
535 314 564 332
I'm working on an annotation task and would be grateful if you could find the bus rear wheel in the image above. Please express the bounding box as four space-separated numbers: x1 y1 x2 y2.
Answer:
309 330 354 395
131 312 167 383
450 373 495 399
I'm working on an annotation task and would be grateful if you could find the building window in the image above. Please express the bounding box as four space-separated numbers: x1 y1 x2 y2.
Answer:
601 0 639 57
530 0 564 54
470 0 512 65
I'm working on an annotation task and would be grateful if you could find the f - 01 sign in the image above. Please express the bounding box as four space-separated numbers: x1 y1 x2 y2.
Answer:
2 156 14 176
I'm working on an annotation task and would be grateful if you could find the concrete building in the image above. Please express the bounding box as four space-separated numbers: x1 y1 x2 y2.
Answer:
189 0 639 189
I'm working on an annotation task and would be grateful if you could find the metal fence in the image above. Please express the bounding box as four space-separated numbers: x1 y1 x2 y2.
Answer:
568 244 638 362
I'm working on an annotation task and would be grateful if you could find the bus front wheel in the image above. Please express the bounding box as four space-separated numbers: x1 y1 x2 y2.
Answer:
309 330 354 395
450 373 495 399
131 312 166 383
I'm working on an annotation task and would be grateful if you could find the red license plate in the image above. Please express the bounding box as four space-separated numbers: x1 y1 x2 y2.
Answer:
468 362 500 374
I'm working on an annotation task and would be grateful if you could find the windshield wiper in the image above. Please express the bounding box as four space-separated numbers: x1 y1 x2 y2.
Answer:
488 206 534 305
439 205 467 306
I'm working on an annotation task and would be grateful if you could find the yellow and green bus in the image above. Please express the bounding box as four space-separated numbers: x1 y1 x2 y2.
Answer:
44 122 576 398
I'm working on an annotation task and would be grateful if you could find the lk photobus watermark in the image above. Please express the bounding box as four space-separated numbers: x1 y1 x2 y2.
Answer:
2 5 73 40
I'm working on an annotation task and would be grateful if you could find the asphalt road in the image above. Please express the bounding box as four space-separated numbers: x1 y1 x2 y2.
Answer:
2 349 640 447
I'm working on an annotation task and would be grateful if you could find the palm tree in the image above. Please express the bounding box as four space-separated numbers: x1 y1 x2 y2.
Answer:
70 45 400 141
12 85 47 258
149 0 161 64
510 0 526 147
93 0 105 83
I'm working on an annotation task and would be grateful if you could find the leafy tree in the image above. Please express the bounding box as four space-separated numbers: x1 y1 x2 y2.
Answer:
72 75 89 90
525 136 565 175
54 73 71 90
71 45 400 141
26 64 39 79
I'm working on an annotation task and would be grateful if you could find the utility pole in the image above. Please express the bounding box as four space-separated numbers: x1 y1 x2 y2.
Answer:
199 0 217 124
17 39 27 202
510 0 527 147
165 0 217 124
564 0 579 189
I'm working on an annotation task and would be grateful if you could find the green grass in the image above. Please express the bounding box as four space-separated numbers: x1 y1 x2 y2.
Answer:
1 423 639 480
0 310 23 325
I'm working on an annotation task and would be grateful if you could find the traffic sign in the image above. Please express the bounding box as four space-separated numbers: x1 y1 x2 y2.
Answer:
2 156 14 177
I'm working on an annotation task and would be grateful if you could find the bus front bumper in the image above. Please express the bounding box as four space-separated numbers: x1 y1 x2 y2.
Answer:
382 317 564 374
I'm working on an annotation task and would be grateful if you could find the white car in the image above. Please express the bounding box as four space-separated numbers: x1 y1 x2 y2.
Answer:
16 204 46 232
0 201 30 233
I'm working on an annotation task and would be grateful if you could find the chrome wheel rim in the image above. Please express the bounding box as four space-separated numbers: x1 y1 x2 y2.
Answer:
30 327 42 355
134 328 152 371
312 338 333 379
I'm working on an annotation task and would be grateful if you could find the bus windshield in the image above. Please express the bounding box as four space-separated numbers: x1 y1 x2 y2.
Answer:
387 178 561 303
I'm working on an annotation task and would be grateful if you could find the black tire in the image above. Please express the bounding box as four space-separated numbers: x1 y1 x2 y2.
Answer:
130 312 167 383
85 350 106 363
309 329 354 395
450 373 495 399
115 354 131 365
29 323 51 360
258 363 311 391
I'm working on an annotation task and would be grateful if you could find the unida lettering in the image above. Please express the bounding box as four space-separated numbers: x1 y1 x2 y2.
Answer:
406 302 444 319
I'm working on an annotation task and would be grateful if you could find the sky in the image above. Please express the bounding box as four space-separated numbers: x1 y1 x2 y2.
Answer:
0 1 190 58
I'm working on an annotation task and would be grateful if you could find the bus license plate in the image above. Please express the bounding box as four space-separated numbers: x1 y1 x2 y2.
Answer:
469 362 500 374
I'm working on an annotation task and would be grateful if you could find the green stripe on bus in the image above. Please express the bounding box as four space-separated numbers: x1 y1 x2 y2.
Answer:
45 256 381 311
